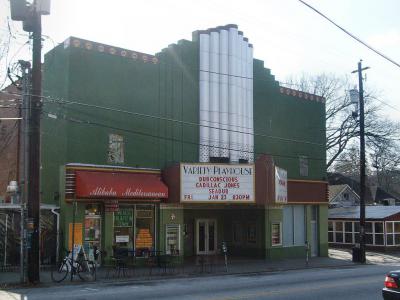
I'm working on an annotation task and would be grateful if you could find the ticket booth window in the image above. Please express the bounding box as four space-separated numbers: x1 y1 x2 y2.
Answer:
166 224 180 255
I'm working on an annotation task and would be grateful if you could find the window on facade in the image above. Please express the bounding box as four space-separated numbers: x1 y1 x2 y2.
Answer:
329 220 387 247
365 222 373 233
344 222 353 244
299 156 308 177
386 222 400 246
328 221 334 243
345 222 352 232
135 205 154 253
283 205 305 247
114 208 134 248
328 221 333 231
271 223 282 246
108 133 124 164
354 222 360 233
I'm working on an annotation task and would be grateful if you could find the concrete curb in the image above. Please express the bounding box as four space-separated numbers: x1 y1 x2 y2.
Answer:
1 260 358 290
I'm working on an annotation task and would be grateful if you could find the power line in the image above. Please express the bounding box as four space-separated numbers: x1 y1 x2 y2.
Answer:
42 109 327 163
1 90 325 147
298 0 400 69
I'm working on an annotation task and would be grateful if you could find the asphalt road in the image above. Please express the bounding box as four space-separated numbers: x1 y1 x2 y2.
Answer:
1 264 394 300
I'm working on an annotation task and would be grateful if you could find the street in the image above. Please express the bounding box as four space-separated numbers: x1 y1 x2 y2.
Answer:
1 264 392 300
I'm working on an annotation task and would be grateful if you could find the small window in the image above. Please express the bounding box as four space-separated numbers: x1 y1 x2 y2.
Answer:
271 223 282 246
387 222 393 234
366 234 373 245
328 221 333 231
344 222 352 232
335 222 343 232
394 222 400 233
345 233 353 244
375 234 384 245
299 156 308 177
395 234 400 245
375 222 383 234
108 133 124 164
365 222 373 233
328 232 334 243
335 232 343 243
354 222 360 233
387 235 394 245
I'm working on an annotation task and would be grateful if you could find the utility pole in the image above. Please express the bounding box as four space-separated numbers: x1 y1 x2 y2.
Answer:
19 60 31 283
27 1 42 283
352 60 370 264
10 0 50 284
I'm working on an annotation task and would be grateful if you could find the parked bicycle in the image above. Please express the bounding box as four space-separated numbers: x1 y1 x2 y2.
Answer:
51 250 96 283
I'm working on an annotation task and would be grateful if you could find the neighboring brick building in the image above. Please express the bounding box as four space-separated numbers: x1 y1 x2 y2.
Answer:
0 83 21 202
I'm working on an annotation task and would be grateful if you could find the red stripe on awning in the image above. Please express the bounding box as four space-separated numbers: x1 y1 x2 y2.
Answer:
75 170 168 199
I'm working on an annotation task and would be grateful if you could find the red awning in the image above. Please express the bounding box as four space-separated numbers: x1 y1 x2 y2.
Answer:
75 170 168 199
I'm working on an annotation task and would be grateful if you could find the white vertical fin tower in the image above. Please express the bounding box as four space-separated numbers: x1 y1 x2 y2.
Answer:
229 26 239 163
247 43 254 162
219 26 229 159
209 30 220 158
199 31 210 162
197 25 254 163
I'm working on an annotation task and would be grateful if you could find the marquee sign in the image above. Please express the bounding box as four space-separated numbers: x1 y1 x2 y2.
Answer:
180 163 255 203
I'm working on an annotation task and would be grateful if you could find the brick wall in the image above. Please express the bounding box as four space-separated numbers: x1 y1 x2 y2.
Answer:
0 83 21 201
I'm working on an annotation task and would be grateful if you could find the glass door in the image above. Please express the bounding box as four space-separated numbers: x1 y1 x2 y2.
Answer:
84 204 102 264
196 219 217 255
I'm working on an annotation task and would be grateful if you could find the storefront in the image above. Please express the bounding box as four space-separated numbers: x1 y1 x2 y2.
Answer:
162 155 329 259
61 164 168 264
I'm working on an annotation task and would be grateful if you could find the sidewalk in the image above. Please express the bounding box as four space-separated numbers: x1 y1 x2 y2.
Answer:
0 249 389 288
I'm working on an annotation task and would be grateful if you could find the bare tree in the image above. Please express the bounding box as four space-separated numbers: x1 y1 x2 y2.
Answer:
284 73 400 170
370 139 400 195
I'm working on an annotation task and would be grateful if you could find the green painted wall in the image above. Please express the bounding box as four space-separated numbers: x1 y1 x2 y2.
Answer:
253 59 326 181
42 38 326 205
42 39 200 206
42 35 327 260
319 205 329 256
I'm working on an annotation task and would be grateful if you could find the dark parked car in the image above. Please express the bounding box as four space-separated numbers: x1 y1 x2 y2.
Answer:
383 271 400 299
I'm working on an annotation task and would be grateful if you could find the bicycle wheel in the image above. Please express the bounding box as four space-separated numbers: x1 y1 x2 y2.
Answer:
51 260 69 283
77 261 96 281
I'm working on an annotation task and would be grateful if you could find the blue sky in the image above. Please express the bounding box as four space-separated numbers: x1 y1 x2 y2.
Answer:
1 0 399 121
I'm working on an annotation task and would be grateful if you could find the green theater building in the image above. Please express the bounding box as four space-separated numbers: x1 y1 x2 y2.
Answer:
41 24 327 263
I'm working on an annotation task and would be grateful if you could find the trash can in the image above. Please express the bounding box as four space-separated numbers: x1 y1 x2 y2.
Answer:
352 247 361 262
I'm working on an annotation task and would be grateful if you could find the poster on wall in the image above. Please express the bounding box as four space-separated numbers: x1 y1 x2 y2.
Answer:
180 163 255 203
68 223 83 250
115 235 130 243
275 167 287 204
114 208 133 227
